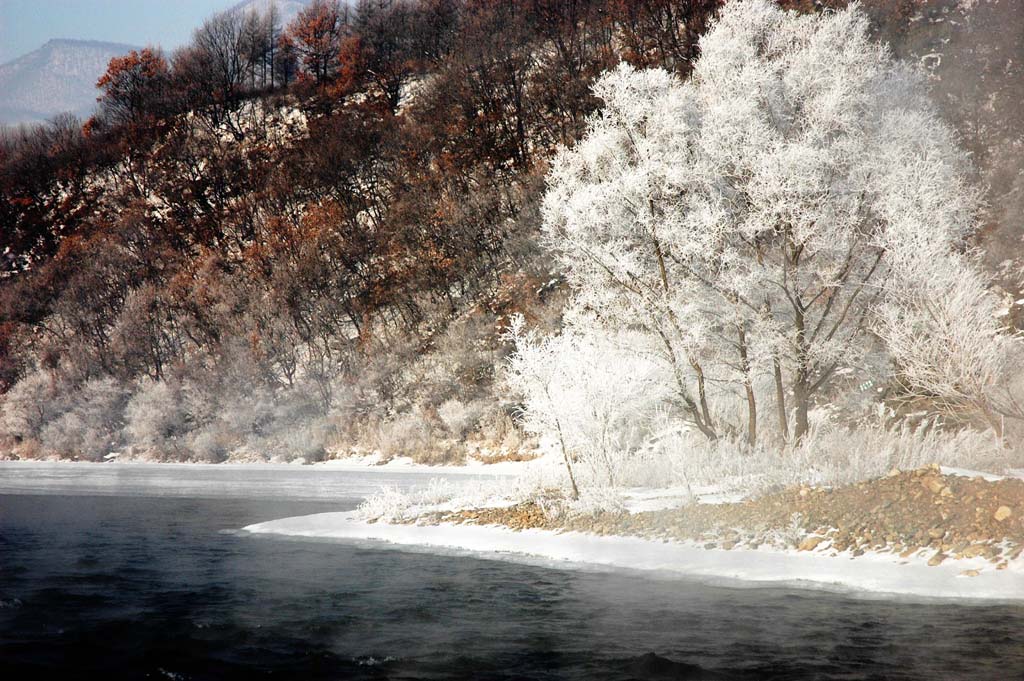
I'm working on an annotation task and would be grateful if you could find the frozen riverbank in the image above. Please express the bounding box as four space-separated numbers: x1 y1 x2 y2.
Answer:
243 510 1024 602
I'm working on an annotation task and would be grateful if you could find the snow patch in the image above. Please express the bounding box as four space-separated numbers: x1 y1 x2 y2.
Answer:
315 452 534 476
939 466 1009 481
619 485 743 513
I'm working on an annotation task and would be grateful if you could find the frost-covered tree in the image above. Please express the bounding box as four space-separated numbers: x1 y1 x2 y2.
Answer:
507 316 671 494
541 0 1007 444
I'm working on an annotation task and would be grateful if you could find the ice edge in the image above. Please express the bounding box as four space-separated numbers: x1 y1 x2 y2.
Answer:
242 511 1024 603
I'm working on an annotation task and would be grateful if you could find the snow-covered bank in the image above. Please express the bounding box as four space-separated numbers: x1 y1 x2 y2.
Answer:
312 452 536 476
243 511 1024 602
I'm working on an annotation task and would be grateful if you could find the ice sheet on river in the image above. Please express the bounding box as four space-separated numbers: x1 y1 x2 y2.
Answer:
243 511 1024 602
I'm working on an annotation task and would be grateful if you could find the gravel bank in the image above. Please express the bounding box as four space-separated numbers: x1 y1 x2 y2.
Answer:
433 465 1024 569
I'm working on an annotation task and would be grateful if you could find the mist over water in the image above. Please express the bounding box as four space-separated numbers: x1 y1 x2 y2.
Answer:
0 461 494 500
2 471 1023 680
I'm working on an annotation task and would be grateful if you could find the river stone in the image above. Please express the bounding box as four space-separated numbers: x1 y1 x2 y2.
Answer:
798 536 826 551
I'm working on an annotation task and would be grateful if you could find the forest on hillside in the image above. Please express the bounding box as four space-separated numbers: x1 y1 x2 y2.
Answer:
0 0 1022 474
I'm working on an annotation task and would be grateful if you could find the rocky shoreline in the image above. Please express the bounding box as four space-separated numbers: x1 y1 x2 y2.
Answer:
428 466 1024 573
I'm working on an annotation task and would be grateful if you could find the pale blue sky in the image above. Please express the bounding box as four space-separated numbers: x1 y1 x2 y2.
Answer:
0 0 234 64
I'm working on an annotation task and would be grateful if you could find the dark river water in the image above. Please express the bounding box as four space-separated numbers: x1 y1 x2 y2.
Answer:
1 465 1024 680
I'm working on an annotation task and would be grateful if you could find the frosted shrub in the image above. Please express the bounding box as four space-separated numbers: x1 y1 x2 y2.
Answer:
384 312 501 413
659 419 1010 500
0 369 68 442
878 251 1014 431
475 405 528 453
992 352 1024 443
260 417 332 462
356 486 413 523
125 379 191 458
376 412 431 459
794 420 1011 485
259 389 332 461
375 411 461 464
357 479 508 523
39 377 128 460
213 386 278 439
600 435 678 489
40 414 112 461
188 427 232 463
431 313 502 392
497 416 527 454
437 398 487 439
178 384 334 463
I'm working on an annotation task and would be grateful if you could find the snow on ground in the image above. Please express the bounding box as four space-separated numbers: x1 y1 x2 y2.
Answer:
314 452 539 476
620 485 744 513
620 487 694 513
243 511 1024 602
940 466 1024 482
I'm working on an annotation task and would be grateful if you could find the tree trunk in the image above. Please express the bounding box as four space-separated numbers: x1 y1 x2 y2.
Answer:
554 418 580 500
657 329 717 440
738 324 757 447
773 355 789 442
793 381 810 443
691 358 714 431
793 293 810 443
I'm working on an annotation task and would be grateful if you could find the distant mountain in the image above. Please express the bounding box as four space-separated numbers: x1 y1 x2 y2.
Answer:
0 39 137 126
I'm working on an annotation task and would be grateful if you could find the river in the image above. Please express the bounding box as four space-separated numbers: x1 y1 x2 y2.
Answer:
1 463 1022 679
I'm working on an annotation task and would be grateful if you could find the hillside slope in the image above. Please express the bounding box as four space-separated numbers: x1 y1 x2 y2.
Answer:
0 0 1021 466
